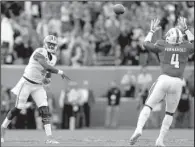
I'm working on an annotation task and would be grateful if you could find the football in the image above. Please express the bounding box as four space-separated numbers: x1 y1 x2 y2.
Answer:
113 4 125 15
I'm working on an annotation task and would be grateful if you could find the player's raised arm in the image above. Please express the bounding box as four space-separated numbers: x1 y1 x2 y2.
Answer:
185 29 194 54
33 52 71 81
178 17 194 43
143 18 162 53
178 17 194 53
185 29 194 43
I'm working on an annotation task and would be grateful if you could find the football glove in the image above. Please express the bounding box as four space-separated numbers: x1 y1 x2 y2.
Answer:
42 78 51 85
177 16 188 32
150 18 161 33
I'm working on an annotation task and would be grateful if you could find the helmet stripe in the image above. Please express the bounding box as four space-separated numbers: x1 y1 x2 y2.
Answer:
175 28 179 43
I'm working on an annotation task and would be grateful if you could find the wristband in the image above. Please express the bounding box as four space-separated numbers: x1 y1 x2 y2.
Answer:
144 32 153 42
184 28 188 33
150 30 155 33
185 29 194 41
58 70 63 75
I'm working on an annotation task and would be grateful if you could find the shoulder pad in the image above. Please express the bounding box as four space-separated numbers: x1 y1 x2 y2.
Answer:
36 48 47 55
155 40 165 47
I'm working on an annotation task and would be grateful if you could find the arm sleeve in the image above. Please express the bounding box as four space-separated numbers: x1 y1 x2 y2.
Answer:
186 41 194 55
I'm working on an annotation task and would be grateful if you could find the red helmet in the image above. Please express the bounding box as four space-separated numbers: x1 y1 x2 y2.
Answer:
43 35 58 54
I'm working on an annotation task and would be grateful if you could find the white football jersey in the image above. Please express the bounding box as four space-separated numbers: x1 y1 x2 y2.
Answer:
23 48 57 83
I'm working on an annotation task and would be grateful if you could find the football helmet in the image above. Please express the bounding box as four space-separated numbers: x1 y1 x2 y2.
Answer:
165 28 183 44
43 35 58 54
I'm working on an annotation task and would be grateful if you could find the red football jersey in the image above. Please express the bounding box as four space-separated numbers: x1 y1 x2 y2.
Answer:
143 40 194 78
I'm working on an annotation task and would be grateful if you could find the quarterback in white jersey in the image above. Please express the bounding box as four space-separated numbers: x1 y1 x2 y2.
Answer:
23 47 57 83
1 35 70 144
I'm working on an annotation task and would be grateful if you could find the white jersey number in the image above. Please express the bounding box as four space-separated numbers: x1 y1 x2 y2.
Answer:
171 54 179 68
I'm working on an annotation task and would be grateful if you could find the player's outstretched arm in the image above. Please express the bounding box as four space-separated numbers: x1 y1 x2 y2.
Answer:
178 16 194 53
185 29 194 43
178 17 194 43
185 29 194 54
143 18 162 53
33 52 71 81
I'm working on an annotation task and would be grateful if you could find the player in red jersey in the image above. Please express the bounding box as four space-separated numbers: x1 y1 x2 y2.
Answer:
130 17 194 147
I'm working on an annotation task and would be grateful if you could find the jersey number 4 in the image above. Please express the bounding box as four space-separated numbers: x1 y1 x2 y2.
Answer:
171 54 179 68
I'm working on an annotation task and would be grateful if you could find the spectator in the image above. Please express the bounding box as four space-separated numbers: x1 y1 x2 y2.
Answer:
1 86 11 117
3 52 16 65
71 43 84 67
105 81 121 128
1 1 194 66
48 16 62 37
1 42 8 64
59 83 71 129
105 15 120 46
131 27 144 41
15 95 36 129
36 17 49 40
186 71 194 128
58 33 75 65
25 96 36 129
79 80 95 128
103 2 115 18
120 70 136 98
136 65 153 98
174 85 191 128
60 2 72 33
59 82 81 130
1 9 14 54
67 82 82 130
13 35 33 64
114 43 122 65
1 86 17 129
136 65 154 128
122 41 139 65
94 14 106 37
82 22 96 66
186 71 194 98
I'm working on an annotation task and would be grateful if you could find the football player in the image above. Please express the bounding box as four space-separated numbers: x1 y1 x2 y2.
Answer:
1 35 71 144
130 17 194 147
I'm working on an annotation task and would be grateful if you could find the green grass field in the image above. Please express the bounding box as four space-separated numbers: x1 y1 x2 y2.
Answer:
1 129 194 147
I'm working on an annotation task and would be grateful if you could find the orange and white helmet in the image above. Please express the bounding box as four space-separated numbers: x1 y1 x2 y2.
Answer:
165 28 183 44
43 35 58 54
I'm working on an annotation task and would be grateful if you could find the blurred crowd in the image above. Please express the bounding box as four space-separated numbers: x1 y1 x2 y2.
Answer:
1 67 194 129
1 80 95 130
1 1 194 66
